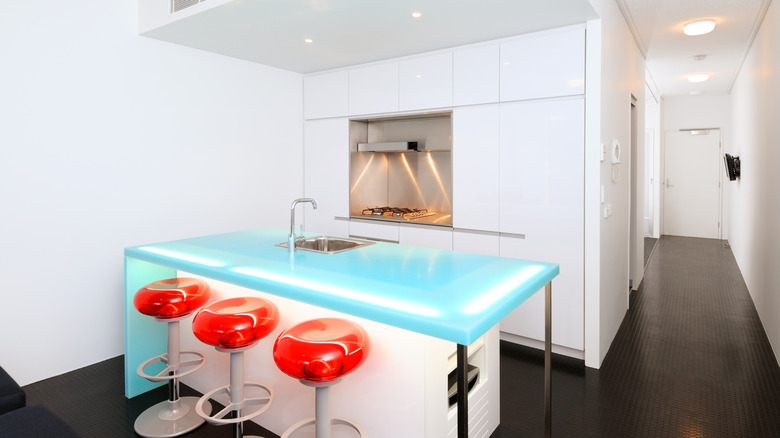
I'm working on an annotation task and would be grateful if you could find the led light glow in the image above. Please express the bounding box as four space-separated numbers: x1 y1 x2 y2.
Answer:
411 11 422 18
684 19 716 36
688 74 710 83
138 247 227 267
461 265 546 315
231 267 443 318
304 38 313 43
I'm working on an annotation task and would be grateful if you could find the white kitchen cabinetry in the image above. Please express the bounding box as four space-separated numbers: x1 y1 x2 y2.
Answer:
399 224 452 250
304 118 350 237
499 26 585 102
399 53 453 112
453 44 499 106
303 70 349 120
452 105 500 232
498 97 584 351
499 98 584 236
452 230 499 257
349 63 399 116
349 218 400 243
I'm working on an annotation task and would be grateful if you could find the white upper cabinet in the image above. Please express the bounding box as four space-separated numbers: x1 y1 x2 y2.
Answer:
452 105 500 232
304 118 349 235
399 53 453 111
499 26 585 102
348 63 399 116
304 70 349 120
453 44 500 106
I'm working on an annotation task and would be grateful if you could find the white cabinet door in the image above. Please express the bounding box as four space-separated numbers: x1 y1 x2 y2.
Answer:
452 105 500 232
348 63 399 116
452 230 499 256
399 224 452 250
304 70 348 120
399 53 453 111
349 219 400 243
304 118 349 236
453 44 499 106
499 232 583 351
499 26 585 102
499 98 584 237
497 97 584 352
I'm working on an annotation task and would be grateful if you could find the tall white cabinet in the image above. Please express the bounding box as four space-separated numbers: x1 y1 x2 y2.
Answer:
498 98 585 351
303 118 350 237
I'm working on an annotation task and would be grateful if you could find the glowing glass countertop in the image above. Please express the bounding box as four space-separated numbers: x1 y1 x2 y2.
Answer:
125 228 558 345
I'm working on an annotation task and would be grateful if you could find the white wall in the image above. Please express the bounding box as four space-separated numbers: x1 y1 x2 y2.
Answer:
0 1 303 385
728 0 780 363
585 0 647 368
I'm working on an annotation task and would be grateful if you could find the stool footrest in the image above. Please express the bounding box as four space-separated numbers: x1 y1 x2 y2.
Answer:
195 381 273 425
137 350 207 383
280 417 365 438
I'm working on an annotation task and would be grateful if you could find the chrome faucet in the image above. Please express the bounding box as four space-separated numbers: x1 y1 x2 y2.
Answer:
289 198 317 252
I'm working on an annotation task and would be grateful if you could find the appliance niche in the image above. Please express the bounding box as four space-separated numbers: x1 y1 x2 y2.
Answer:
349 113 452 226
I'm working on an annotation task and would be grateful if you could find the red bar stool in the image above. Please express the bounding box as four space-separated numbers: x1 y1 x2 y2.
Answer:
133 277 212 438
273 318 370 438
192 297 280 438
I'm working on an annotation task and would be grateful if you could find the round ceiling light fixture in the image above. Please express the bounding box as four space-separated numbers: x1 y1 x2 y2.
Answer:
411 11 422 18
688 73 710 83
684 19 716 36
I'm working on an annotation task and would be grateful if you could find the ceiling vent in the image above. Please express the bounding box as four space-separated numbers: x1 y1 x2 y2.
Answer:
171 0 204 13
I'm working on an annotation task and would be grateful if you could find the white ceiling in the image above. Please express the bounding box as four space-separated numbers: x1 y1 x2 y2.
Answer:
143 0 598 73
144 0 772 98
617 0 772 97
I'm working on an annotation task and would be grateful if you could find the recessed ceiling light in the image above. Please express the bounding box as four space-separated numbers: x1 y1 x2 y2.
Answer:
684 19 716 36
411 11 422 18
304 38 313 44
688 74 710 83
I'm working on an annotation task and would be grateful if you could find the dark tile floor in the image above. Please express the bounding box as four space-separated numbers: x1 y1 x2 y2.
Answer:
20 236 780 437
491 235 780 437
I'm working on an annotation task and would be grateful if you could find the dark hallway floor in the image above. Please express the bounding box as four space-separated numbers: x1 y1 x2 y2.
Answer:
20 236 780 437
491 235 780 437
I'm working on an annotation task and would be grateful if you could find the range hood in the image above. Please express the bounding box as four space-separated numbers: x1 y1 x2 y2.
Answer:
357 141 418 152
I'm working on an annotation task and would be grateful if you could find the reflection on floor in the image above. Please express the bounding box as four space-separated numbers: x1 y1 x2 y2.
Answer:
21 236 780 437
644 236 658 266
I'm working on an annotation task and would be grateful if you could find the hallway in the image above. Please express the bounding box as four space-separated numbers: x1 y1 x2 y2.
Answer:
493 235 780 437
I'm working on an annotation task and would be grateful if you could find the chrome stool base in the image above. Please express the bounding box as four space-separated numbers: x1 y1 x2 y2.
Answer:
134 396 212 438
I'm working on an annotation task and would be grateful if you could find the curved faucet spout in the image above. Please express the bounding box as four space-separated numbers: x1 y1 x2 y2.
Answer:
289 198 318 252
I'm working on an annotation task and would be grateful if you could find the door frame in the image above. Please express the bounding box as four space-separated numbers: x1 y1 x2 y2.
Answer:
662 127 723 239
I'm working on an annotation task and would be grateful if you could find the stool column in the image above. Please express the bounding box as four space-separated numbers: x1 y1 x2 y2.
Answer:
167 320 181 405
230 351 245 438
315 386 331 438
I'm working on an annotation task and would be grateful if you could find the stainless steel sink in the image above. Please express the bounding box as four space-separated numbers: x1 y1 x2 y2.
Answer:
277 235 375 254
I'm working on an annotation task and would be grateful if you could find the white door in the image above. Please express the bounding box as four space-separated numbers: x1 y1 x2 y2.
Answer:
663 130 721 238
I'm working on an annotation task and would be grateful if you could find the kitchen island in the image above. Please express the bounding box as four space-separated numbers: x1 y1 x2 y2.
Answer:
124 228 558 437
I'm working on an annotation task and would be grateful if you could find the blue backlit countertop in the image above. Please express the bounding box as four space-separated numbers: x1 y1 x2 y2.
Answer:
125 228 559 346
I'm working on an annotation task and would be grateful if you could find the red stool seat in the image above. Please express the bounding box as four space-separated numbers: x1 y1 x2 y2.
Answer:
192 297 280 437
193 297 280 350
132 277 212 438
134 278 211 320
274 318 370 383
